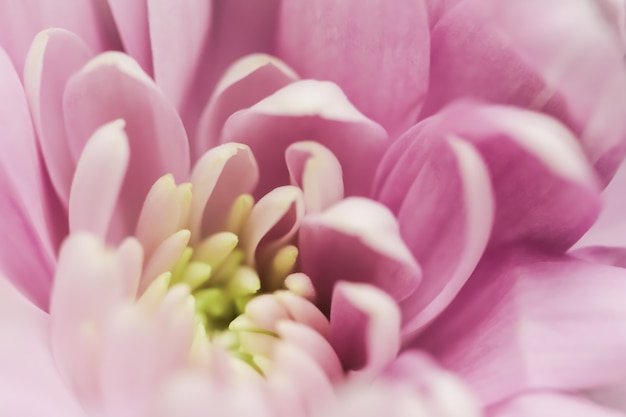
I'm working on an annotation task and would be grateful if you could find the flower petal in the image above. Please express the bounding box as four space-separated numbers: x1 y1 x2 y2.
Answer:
23 28 94 208
222 80 388 198
0 46 56 309
148 0 212 130
194 54 298 160
0 277 82 416
300 198 421 313
417 252 626 405
0 0 120 75
489 393 624 417
330 282 401 378
106 0 152 74
277 0 430 137
69 120 129 242
64 52 190 242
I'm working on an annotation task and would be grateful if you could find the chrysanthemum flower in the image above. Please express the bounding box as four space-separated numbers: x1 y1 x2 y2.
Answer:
1 1 626 416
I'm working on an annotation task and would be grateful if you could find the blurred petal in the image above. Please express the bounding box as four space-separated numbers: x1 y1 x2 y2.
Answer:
0 0 120 75
0 46 55 309
489 393 624 417
64 52 190 242
0 277 82 416
24 28 93 208
194 54 298 160
277 0 430 137
418 252 626 405
299 198 421 313
221 80 388 197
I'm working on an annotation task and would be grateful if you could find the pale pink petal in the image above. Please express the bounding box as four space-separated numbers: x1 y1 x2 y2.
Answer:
23 28 94 208
0 277 83 416
64 52 190 242
286 141 344 214
140 229 191 293
0 46 56 309
69 120 129 242
0 0 120 75
595 0 626 49
417 253 626 405
100 286 195 416
330 282 401 378
242 186 304 266
277 0 430 137
588 382 626 414
189 143 258 242
299 198 421 313
194 54 298 160
221 80 389 197
274 290 331 339
489 393 625 417
107 0 152 74
389 136 494 338
50 233 143 406
148 0 212 130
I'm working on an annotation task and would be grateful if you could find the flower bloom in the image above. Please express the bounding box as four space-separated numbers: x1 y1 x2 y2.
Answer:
1 1 626 416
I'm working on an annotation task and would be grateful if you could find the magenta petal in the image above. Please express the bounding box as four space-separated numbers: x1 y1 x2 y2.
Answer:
24 29 93 209
330 282 401 377
0 0 120 75
64 52 190 241
488 393 624 417
148 0 212 131
393 137 494 339
221 80 389 197
194 54 298 160
0 277 82 416
277 0 430 137
299 198 421 313
0 47 56 309
418 252 626 405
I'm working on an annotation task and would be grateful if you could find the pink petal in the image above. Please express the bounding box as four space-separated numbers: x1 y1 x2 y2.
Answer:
389 135 494 338
100 285 195 416
64 52 190 242
588 382 626 414
189 143 259 242
424 0 626 183
0 46 56 310
148 0 212 131
194 54 298 160
330 282 401 378
488 393 624 417
0 0 120 75
277 0 430 137
417 252 626 405
299 198 421 314
107 0 152 74
221 80 388 198
286 141 344 214
50 233 142 406
0 277 82 416
23 28 94 209
69 120 129 242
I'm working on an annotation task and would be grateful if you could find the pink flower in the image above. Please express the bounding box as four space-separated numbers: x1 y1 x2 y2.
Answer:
1 1 626 416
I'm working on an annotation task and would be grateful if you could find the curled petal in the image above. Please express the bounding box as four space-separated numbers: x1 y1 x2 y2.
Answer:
299 197 421 313
194 54 298 159
189 143 259 242
277 0 430 137
330 282 401 378
286 141 344 214
69 120 129 242
221 80 388 197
